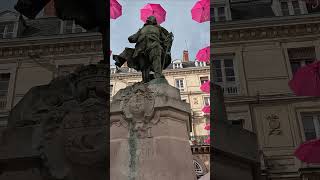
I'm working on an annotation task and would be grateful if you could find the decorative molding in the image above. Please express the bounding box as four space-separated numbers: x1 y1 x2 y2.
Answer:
0 40 102 59
212 21 320 43
266 114 282 135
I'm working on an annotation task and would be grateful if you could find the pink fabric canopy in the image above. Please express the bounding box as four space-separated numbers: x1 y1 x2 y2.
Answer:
140 3 166 24
202 105 210 114
196 46 210 62
110 0 122 19
294 138 320 164
191 0 210 23
289 61 320 96
200 80 210 93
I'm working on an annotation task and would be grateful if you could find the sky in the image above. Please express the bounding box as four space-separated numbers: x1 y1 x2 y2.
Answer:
110 0 210 64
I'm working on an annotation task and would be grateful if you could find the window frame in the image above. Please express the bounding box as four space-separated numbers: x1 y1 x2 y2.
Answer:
301 112 320 141
280 0 302 16
287 46 316 76
175 78 185 92
203 96 210 106
61 20 86 34
212 6 227 22
0 22 16 39
212 54 240 96
200 76 209 85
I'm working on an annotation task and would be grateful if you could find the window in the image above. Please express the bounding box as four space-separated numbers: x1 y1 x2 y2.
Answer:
281 0 302 16
213 55 239 95
175 79 185 91
212 6 227 22
288 47 316 75
200 76 209 85
173 62 183 69
301 113 320 141
193 160 205 177
210 7 215 22
195 61 207 67
0 23 15 39
292 1 301 14
203 97 210 106
63 20 85 34
281 2 290 15
58 64 81 76
0 73 10 110
218 7 226 21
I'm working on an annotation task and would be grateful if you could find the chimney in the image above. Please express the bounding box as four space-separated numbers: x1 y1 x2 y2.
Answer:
44 0 56 17
183 50 189 62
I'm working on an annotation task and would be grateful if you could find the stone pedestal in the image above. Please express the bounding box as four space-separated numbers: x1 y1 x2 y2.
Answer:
110 81 197 180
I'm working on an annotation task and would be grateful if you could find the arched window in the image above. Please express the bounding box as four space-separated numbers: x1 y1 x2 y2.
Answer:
193 160 204 177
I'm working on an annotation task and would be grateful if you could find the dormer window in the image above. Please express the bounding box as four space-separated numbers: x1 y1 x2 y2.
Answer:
111 68 116 74
128 68 136 73
0 23 15 39
211 6 228 22
280 0 302 16
62 20 86 34
195 61 207 67
173 62 183 69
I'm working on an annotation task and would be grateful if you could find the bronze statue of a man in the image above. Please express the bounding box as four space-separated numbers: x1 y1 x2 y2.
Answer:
113 16 173 83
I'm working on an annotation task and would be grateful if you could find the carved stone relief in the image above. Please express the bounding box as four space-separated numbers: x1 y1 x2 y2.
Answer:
266 114 282 136
117 84 161 139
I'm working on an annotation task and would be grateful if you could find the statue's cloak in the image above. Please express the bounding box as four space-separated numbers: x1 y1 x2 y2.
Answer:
113 26 173 72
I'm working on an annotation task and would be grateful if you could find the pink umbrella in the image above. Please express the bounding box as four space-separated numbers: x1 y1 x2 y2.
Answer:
294 138 320 164
200 80 210 93
202 105 210 114
204 136 210 144
110 0 122 19
110 50 112 56
191 0 210 23
204 123 210 130
196 46 210 62
289 61 320 96
140 3 166 24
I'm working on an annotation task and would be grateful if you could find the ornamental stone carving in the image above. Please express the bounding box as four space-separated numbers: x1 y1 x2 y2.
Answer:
266 114 282 135
119 84 160 139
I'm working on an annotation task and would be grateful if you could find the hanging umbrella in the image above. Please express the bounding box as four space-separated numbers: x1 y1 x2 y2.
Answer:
204 136 210 144
294 138 320 164
204 123 210 130
140 3 166 24
196 46 210 62
202 105 210 114
191 0 210 23
200 80 210 93
110 0 122 19
289 61 320 96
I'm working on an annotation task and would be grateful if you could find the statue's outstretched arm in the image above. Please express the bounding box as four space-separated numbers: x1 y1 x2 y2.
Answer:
128 29 141 43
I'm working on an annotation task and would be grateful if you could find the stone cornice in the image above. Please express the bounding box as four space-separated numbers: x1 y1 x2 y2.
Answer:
111 67 210 79
0 39 102 59
211 14 320 43
224 94 320 105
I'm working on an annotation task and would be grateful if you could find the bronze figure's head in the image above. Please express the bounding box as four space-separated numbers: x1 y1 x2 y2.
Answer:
146 16 158 25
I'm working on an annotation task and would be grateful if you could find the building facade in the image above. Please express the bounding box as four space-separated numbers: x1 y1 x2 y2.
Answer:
0 9 210 179
212 0 320 179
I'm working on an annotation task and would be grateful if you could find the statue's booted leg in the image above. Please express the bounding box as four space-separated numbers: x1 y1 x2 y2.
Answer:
150 48 163 79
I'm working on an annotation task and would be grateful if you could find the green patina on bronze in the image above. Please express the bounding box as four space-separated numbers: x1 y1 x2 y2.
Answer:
113 16 173 83
128 123 138 180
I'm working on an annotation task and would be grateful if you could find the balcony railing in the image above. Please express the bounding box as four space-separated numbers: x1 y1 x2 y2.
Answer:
190 135 209 145
216 82 240 96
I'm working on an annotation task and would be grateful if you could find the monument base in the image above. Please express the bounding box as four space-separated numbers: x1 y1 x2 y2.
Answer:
110 81 196 180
